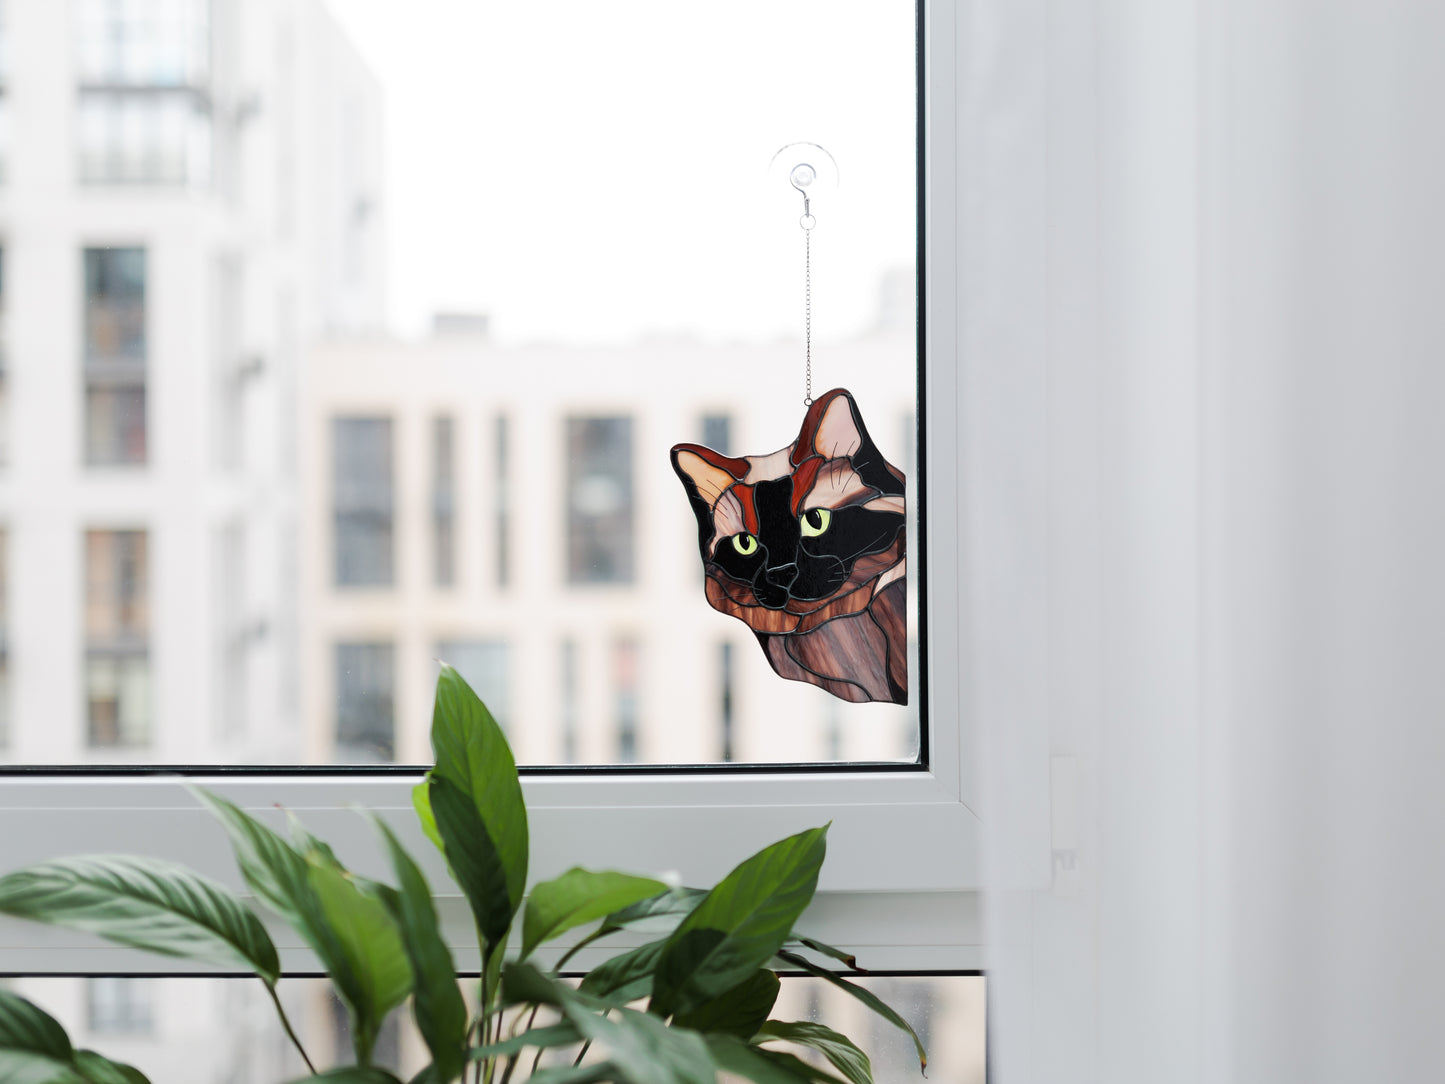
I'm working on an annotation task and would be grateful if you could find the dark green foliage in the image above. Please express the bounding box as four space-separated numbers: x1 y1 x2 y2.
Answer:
0 668 924 1084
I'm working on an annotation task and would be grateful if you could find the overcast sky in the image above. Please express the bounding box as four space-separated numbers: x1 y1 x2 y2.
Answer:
326 0 916 346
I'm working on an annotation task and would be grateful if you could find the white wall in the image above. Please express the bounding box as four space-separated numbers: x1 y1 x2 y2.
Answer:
973 2 1445 1081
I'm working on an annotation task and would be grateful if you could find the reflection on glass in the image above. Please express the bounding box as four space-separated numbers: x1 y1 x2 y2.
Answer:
84 529 149 747
333 418 394 588
7 974 983 1084
335 642 394 763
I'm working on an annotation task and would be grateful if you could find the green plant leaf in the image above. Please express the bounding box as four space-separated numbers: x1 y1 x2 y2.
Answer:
522 869 668 959
190 788 319 934
285 1070 404 1084
579 1009 713 1084
193 789 413 1067
705 1036 820 1084
307 857 414 1064
425 665 528 953
651 825 828 1018
73 1050 151 1084
0 989 77 1079
757 1022 872 1084
368 817 468 1084
427 775 513 957
577 938 668 1003
786 935 862 972
463 1023 581 1061
0 856 280 986
774 951 926 1072
599 888 709 935
673 969 779 1038
412 782 443 856
503 964 714 1084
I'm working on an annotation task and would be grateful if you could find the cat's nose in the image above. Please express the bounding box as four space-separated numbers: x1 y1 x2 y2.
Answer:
764 563 799 588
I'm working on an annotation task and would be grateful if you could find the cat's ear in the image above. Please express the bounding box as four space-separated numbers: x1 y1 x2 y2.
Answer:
672 444 747 554
671 444 745 506
796 388 871 460
793 388 904 497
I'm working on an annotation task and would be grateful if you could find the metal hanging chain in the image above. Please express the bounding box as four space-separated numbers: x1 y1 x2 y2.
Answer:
800 199 816 406
804 216 813 405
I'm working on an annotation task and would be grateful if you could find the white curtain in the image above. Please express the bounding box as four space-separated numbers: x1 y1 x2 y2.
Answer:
962 3 1445 1080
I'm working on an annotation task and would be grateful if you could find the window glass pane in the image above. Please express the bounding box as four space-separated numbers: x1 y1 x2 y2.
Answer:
335 641 394 762
566 417 634 586
4 974 983 1084
431 416 455 587
333 417 394 588
84 247 147 467
84 529 150 748
0 0 916 767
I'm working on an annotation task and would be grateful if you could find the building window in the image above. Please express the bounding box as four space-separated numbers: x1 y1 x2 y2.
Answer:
559 639 578 764
436 640 508 730
335 642 394 762
701 413 731 454
432 417 455 587
83 247 147 466
84 529 150 748
565 417 633 585
75 0 212 186
718 641 734 762
495 413 510 589
0 245 8 465
332 418 393 587
613 638 639 763
86 978 154 1036
0 529 8 749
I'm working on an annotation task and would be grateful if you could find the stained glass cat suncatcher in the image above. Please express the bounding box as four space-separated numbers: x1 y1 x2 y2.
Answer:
671 388 906 705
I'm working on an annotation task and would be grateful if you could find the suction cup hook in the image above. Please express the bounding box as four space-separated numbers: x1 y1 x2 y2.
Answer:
768 142 839 230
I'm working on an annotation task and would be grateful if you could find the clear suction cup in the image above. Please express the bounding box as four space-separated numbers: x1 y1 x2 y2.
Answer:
767 142 840 227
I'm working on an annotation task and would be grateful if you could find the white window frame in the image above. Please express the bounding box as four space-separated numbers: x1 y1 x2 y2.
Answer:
0 1 1045 976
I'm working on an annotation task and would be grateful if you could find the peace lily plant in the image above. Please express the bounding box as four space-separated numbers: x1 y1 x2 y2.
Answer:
0 666 925 1084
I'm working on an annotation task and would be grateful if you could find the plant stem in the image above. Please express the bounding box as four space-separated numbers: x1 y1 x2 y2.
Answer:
572 1011 606 1069
263 981 317 1077
526 1005 546 1076
553 928 606 974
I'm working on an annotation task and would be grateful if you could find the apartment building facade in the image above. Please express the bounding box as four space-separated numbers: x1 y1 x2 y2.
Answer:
0 0 384 767
302 329 920 769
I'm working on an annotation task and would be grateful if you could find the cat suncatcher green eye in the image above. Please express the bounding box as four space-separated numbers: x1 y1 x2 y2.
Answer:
732 533 759 556
800 507 832 537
